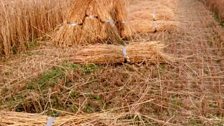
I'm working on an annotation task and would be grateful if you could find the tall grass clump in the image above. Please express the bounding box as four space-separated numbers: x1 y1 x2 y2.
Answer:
0 0 73 56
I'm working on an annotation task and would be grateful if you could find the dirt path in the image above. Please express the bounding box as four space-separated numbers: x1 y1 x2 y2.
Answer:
0 0 224 125
159 0 224 124
167 0 224 84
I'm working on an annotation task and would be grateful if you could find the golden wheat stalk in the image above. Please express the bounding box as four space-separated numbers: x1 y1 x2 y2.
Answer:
71 41 172 64
52 0 128 47
128 7 175 21
0 0 72 56
0 110 176 126
123 20 178 37
0 111 128 126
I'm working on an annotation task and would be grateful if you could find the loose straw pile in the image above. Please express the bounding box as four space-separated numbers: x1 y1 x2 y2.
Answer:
72 41 172 64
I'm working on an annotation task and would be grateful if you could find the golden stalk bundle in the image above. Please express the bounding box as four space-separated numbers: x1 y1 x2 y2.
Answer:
123 20 178 36
155 21 178 32
0 111 130 126
69 0 93 24
51 25 83 47
129 1 168 12
128 20 156 33
81 18 104 44
128 8 175 21
72 41 172 64
158 0 178 9
128 1 157 12
128 0 175 21
52 0 128 47
123 1 177 37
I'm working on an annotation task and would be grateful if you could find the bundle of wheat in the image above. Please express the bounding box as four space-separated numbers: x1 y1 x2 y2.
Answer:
0 111 134 126
128 7 175 21
52 0 91 47
128 1 158 11
52 0 128 47
155 21 179 32
0 110 175 126
71 41 172 64
124 0 177 37
124 20 178 36
158 0 178 9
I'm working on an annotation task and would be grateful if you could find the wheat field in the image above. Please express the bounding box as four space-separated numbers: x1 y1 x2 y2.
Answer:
0 0 73 56
1 0 224 125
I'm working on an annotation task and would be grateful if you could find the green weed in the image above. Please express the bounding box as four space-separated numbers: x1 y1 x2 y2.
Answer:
26 63 99 91
1 62 100 113
82 64 99 74
213 12 224 27
27 66 64 90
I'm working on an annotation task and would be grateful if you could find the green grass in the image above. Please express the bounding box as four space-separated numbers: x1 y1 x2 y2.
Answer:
220 21 224 27
26 62 99 91
27 40 39 49
27 66 64 90
213 12 224 27
0 62 100 114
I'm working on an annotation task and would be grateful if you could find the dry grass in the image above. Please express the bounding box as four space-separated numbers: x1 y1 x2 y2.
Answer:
1 0 224 125
0 0 178 56
0 0 73 56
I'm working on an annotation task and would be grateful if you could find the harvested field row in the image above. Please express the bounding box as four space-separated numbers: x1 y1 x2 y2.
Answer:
0 41 171 87
0 0 177 55
2 0 224 125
